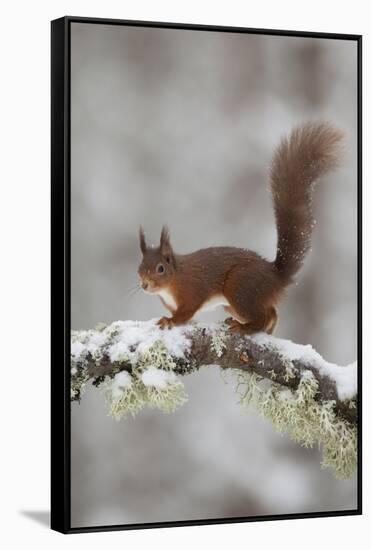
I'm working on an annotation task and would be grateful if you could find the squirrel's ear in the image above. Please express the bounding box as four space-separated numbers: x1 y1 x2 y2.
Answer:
160 225 173 259
139 226 147 254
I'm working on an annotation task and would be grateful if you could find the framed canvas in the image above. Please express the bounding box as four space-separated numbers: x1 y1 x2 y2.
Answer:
51 16 362 533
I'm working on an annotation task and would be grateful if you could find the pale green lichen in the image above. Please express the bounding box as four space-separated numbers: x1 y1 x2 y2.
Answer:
136 341 177 372
71 329 89 344
95 321 108 332
142 380 188 413
236 370 357 479
218 367 232 385
104 341 188 419
210 329 227 358
71 368 89 401
105 375 187 419
237 372 263 406
105 378 146 420
104 323 122 340
282 359 297 382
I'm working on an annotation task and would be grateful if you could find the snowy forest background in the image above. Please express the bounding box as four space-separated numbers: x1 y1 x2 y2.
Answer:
70 23 358 527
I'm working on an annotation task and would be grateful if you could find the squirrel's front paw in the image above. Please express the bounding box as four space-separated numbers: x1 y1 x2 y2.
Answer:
157 316 174 329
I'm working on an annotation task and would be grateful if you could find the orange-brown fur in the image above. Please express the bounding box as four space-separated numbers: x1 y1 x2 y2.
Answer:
138 122 343 334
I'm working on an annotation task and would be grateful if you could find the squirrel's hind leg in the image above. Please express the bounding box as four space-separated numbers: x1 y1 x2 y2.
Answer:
224 306 247 324
226 317 264 335
265 307 278 334
224 307 278 335
223 264 279 335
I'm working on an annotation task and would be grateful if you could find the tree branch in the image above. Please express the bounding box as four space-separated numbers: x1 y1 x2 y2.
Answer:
71 320 357 425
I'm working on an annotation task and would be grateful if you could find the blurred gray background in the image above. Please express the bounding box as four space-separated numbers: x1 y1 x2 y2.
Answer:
70 23 358 528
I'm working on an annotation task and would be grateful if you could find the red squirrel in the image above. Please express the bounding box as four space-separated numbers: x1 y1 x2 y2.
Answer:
138 122 343 334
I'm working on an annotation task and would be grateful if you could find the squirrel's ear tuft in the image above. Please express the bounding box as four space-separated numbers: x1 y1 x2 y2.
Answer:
160 225 170 248
160 225 174 260
139 226 147 254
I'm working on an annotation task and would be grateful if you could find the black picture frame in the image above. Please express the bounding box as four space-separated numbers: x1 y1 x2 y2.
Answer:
51 16 362 534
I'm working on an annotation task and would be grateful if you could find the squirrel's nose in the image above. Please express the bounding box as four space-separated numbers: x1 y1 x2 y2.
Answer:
142 281 148 290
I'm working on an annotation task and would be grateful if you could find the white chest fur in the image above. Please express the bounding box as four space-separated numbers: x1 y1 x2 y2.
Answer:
156 288 177 310
156 290 229 315
197 294 230 313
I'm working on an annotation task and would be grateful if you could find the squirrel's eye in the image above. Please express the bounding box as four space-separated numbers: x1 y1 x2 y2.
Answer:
156 263 165 274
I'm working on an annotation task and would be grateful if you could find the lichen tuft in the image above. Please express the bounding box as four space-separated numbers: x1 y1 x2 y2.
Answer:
142 380 188 413
136 340 176 372
105 378 145 420
236 369 357 479
71 367 89 401
210 328 227 358
104 341 188 419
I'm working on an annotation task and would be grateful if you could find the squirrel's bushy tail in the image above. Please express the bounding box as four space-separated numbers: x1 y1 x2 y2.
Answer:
271 122 343 282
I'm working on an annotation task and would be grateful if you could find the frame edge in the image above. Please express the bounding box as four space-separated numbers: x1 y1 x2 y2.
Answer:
51 16 70 534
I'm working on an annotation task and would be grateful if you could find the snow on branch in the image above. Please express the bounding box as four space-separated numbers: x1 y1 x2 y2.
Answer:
71 320 358 479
